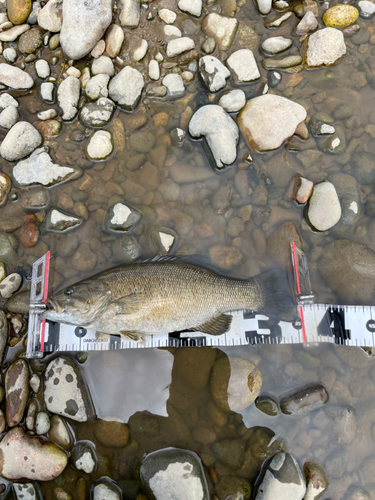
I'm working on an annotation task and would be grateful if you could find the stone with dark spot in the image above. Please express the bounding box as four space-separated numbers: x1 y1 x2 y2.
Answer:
44 356 94 422
5 359 29 427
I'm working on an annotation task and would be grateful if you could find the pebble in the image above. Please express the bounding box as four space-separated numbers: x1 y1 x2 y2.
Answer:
91 56 114 77
268 70 282 88
119 0 140 28
164 25 181 37
60 0 113 59
150 227 177 254
218 89 246 113
49 415 71 449
0 311 6 366
0 121 42 162
0 24 30 42
91 39 105 58
202 13 238 51
265 11 294 27
13 147 81 187
29 374 41 393
129 131 156 153
14 483 39 500
159 8 176 23
280 384 329 415
254 453 306 500
35 411 51 435
261 36 293 55
71 441 97 473
85 74 110 100
105 24 124 58
296 177 314 204
140 448 209 500
0 272 22 299
44 356 94 422
57 76 80 120
149 60 160 80
226 49 260 83
166 37 195 57
201 37 215 54
108 66 144 111
255 395 279 416
0 232 18 264
79 97 115 127
323 4 359 27
162 74 185 98
238 94 307 152
18 27 43 55
255 0 272 15
5 359 29 427
0 427 67 481
351 151 375 185
40 82 54 102
93 482 121 500
327 405 357 444
42 208 83 232
104 203 142 232
189 105 239 169
0 63 33 89
303 461 328 500
178 0 202 17
293 11 318 36
37 0 63 32
35 59 50 79
307 181 342 231
0 105 18 129
305 27 346 68
199 55 230 92
3 48 17 63
358 0 375 18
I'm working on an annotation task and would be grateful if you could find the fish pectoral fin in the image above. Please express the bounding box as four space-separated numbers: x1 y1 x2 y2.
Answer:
112 293 144 315
189 313 232 336
120 330 141 341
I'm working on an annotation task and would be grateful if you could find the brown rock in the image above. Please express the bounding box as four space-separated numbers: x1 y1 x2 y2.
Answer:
34 120 62 138
109 118 125 152
209 245 243 270
169 162 214 183
266 222 302 270
72 244 97 272
19 222 40 247
5 359 29 427
173 347 217 391
0 172 11 207
7 0 31 24
18 27 44 55
122 107 147 130
95 419 130 447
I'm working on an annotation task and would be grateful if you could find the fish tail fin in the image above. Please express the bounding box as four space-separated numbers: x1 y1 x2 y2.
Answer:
253 268 298 322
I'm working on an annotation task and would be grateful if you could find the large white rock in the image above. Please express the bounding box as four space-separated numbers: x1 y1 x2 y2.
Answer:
202 13 238 51
307 182 341 231
305 27 346 68
199 55 230 92
108 66 144 111
189 105 239 169
178 0 202 17
226 49 260 83
37 0 63 32
238 94 307 152
167 37 195 57
0 64 33 89
60 0 113 60
119 0 140 28
57 76 80 120
40 82 54 102
87 130 113 160
0 122 42 162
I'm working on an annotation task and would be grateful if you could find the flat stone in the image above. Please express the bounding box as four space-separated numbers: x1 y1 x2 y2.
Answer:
0 121 42 161
262 55 302 70
40 82 54 102
57 75 80 120
166 37 195 57
0 24 29 41
226 49 260 83
105 24 124 58
108 66 144 111
0 63 33 89
37 0 63 32
162 73 185 97
104 203 142 232
0 105 18 129
202 13 238 51
305 27 346 68
0 272 21 298
159 8 176 23
323 4 359 27
199 55 230 92
85 74 110 100
238 94 307 152
3 48 17 63
189 104 239 169
44 356 94 421
60 0 112 60
87 130 113 160
293 11 318 36
5 359 29 426
307 181 342 231
178 0 202 17
119 0 140 28
261 36 293 55
218 89 246 113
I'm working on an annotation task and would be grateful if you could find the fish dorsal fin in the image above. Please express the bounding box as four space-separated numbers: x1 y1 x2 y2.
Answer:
112 293 144 315
188 313 232 336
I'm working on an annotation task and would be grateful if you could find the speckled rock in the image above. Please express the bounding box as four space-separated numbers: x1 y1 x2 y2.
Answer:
108 66 144 111
0 427 67 480
48 415 71 449
44 356 94 422
18 27 43 54
5 359 29 427
323 4 359 27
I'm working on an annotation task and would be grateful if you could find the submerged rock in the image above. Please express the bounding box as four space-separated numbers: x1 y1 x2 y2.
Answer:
218 89 246 113
0 311 7 366
261 36 293 55
307 182 342 231
0 121 42 162
280 384 329 415
71 441 97 474
93 481 122 500
57 76 80 121
166 37 195 57
104 203 142 233
323 4 359 27
150 226 177 255
140 448 209 500
79 97 115 128
87 130 113 160
303 461 328 500
5 359 29 427
41 208 83 233
189 105 239 170
48 415 71 450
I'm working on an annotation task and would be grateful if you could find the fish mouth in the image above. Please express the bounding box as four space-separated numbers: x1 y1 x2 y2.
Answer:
46 298 66 314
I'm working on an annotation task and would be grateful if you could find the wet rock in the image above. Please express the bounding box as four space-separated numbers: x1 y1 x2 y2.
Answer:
323 5 359 27
41 208 83 233
358 0 375 17
95 419 129 447
148 60 160 81
60 0 112 60
303 461 328 500
162 74 185 98
166 37 195 57
227 49 260 83
169 161 214 183
5 359 29 427
35 411 50 435
351 151 375 185
266 222 301 270
305 28 346 68
211 356 262 412
105 24 124 58
29 374 40 394
173 347 217 391
294 12 318 35
325 449 346 479
87 130 113 160
254 453 306 500
108 66 144 111
44 356 94 422
307 182 341 231
265 11 294 27
189 105 238 169
0 427 67 480
13 147 81 188
238 95 306 153
119 0 140 28
130 131 156 153
326 405 356 444
218 89 246 113
178 0 202 17
280 384 328 415
48 415 71 449
140 448 209 500
8 0 31 24
0 63 33 89
79 97 115 127
309 116 335 136
150 225 176 254
0 272 21 298
13 483 40 500
0 121 42 162
255 395 279 416
159 8 176 23
261 36 293 55
317 126 346 155
212 438 245 469
0 172 10 207
215 476 251 500
5 290 30 314
3 48 17 64
37 0 63 32
57 76 80 121
71 441 96 473
18 27 43 54
202 13 238 50
329 173 360 236
199 55 230 92
209 245 242 270
104 203 142 233
263 55 303 70
268 70 282 88
112 234 141 263
40 82 54 102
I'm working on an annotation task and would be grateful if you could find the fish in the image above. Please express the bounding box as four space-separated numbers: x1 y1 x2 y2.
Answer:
42 258 295 341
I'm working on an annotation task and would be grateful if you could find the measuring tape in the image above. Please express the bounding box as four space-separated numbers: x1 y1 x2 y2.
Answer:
25 250 375 358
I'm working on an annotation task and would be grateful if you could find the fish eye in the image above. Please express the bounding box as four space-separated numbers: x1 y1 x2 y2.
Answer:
64 288 74 296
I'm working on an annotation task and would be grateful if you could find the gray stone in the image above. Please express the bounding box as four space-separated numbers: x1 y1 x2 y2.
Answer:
263 55 302 70
317 126 346 155
306 28 346 68
150 226 177 255
178 0 202 17
119 0 140 28
112 234 141 263
0 121 42 162
202 13 238 51
162 74 185 98
164 25 181 37
131 38 148 62
166 37 195 57
44 356 94 422
40 82 54 102
13 147 81 187
41 208 83 233
326 405 357 444
57 76 80 120
92 55 114 76
79 97 115 127
108 66 144 111
140 448 209 500
3 48 17 63
218 89 246 113
189 105 239 169
104 203 142 233
87 130 113 160
35 412 50 435
294 11 318 36
330 173 361 237
0 105 18 129
0 272 22 299
307 181 341 231
0 63 33 89
202 37 215 54
29 374 41 393
35 59 50 79
254 453 306 500
159 8 176 23
280 385 328 415
352 151 375 185
5 359 29 427
27 1 41 24
261 36 292 55
38 0 62 32
85 74 110 100
60 0 112 60
0 25 29 42
0 93 18 109
199 55 230 92
71 441 97 474
227 49 260 83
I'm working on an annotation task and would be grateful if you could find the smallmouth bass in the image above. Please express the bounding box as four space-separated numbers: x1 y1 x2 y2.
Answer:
43 259 294 340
